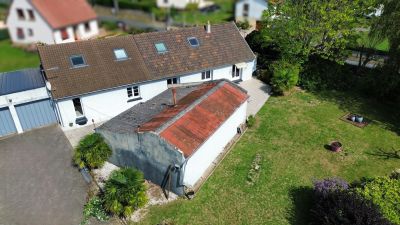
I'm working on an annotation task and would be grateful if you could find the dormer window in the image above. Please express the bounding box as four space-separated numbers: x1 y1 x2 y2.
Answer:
155 42 167 54
114 48 128 60
188 37 199 47
70 55 86 68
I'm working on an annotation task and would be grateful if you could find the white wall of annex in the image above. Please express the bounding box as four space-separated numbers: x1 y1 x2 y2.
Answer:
183 101 247 186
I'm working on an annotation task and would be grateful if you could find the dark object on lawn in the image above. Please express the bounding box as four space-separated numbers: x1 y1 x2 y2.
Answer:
200 4 220 13
330 141 342 152
340 113 369 128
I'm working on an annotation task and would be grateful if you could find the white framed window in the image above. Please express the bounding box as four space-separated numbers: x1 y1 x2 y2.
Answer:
167 77 179 85
232 65 242 78
114 48 128 60
72 98 84 117
201 70 212 80
127 86 140 98
70 55 86 68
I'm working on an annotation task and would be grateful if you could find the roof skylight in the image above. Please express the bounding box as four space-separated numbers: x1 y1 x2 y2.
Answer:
155 42 167 54
70 55 86 68
114 48 128 60
188 37 200 47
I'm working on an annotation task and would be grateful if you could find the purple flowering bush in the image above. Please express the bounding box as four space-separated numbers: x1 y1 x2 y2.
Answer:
313 177 349 197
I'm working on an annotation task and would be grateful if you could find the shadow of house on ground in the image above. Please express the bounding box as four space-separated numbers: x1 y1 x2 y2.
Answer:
287 186 314 225
312 90 400 136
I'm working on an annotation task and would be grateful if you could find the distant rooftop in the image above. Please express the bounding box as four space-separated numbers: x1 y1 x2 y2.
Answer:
0 69 45 95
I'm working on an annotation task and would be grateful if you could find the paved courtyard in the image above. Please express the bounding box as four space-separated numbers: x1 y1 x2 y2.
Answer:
0 125 87 225
239 77 271 116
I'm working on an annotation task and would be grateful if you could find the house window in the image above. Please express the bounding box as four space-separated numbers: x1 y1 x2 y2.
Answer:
70 55 86 68
243 3 249 17
84 22 91 32
187 37 200 47
72 98 84 117
17 28 25 40
28 28 33 37
167 77 179 85
16 9 25 20
201 70 212 80
61 28 69 40
127 86 140 98
27 9 35 21
232 65 242 78
155 42 167 54
114 48 128 60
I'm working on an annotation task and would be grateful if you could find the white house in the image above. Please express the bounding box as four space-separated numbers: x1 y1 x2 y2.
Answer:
157 0 212 9
97 79 249 195
235 0 268 29
37 22 256 130
0 69 57 137
6 0 99 45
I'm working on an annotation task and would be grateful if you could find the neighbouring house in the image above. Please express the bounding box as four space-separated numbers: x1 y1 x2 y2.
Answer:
97 80 248 195
157 0 213 9
235 0 268 29
6 0 99 45
37 22 256 130
0 69 57 137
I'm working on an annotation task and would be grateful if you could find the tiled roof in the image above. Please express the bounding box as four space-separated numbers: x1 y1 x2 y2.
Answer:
0 68 45 95
37 35 152 99
99 80 248 158
159 81 248 157
134 22 255 78
38 22 256 99
31 0 97 29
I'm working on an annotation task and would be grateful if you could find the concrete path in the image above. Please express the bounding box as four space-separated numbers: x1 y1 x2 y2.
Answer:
0 125 87 225
64 124 98 147
239 77 271 116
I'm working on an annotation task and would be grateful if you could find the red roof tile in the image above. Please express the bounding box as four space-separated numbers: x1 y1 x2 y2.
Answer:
158 82 248 157
31 0 97 29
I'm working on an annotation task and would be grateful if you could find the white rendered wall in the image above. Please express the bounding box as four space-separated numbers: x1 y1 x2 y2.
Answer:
183 101 247 186
53 26 75 44
6 0 55 44
157 0 204 9
57 80 167 128
235 0 268 22
75 20 99 40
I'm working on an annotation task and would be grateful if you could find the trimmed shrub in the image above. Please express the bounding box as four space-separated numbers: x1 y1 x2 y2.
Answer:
247 115 256 128
271 60 300 94
355 176 400 224
236 20 251 30
311 190 393 225
81 197 109 225
103 168 148 217
73 133 112 169
313 177 349 197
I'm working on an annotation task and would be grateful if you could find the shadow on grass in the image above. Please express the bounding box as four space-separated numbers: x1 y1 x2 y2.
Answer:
287 186 314 225
367 148 400 160
312 90 400 135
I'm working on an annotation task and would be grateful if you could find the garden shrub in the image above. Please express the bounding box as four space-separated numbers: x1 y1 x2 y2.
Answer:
310 190 392 225
236 20 251 30
103 168 148 217
81 196 109 225
247 115 256 128
271 60 300 94
95 0 156 12
354 176 400 224
313 177 349 197
73 133 112 169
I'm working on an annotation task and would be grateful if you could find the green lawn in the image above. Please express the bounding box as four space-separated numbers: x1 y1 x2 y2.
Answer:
172 0 235 25
0 40 40 72
136 90 400 225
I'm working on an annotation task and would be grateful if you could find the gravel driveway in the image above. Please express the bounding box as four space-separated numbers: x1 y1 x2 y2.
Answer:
0 125 87 225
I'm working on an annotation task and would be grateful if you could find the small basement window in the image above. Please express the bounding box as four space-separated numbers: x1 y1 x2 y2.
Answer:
70 55 86 68
114 48 128 60
188 37 200 47
127 86 140 98
155 42 167 54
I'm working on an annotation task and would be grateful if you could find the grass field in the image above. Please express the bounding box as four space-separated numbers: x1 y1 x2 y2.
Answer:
136 90 400 225
0 40 39 72
172 0 235 25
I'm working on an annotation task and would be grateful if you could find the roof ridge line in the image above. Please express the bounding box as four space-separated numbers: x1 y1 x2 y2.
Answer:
154 80 227 134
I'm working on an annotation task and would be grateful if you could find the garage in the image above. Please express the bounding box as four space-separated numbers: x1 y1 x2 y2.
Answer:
15 99 58 131
0 107 17 137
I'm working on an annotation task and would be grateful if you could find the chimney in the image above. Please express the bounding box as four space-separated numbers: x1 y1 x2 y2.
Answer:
171 88 177 106
206 21 211 33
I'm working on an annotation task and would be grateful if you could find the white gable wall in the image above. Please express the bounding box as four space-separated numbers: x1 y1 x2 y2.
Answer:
235 0 268 24
53 20 99 44
56 79 167 129
182 101 247 187
6 0 54 44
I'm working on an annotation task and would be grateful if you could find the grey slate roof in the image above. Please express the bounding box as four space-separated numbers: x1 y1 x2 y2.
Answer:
98 84 201 134
0 69 45 95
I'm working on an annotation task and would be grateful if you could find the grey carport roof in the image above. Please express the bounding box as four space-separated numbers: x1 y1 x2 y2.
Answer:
0 69 45 95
